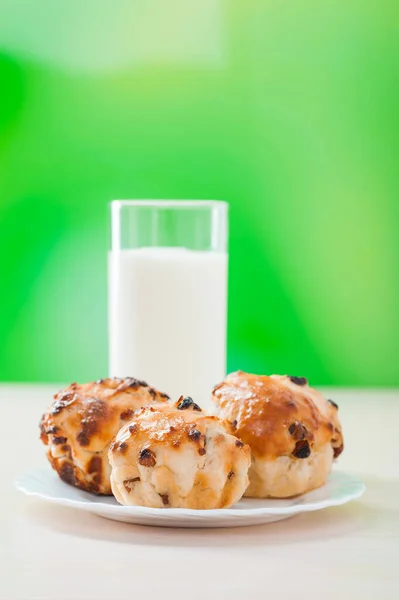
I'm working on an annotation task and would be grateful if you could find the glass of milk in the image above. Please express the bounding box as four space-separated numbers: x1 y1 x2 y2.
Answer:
108 200 228 410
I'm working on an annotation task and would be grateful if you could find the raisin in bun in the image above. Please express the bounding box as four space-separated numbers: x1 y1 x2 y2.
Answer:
40 378 169 494
212 371 343 498
108 397 251 509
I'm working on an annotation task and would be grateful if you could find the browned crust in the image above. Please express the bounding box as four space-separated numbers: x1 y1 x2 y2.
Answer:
212 371 344 461
40 377 169 494
108 400 252 509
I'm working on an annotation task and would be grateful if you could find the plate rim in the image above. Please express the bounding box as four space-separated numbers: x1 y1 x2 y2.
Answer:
15 468 366 519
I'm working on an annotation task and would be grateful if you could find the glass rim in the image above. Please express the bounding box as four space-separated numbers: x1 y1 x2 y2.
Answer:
110 199 228 210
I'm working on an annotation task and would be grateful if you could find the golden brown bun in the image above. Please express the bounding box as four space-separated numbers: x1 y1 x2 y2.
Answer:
212 372 343 498
40 378 169 494
108 397 251 509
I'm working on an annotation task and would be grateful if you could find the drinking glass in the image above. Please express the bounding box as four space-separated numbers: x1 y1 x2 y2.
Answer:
108 200 228 409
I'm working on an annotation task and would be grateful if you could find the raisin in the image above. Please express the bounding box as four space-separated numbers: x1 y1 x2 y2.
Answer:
52 436 67 445
46 426 59 435
123 477 140 493
125 378 148 389
120 409 134 420
227 470 235 479
333 443 344 458
136 379 149 387
188 428 202 441
289 376 308 386
176 396 202 411
118 442 128 453
231 420 238 430
159 493 169 506
292 440 311 459
288 421 307 440
235 440 244 448
138 448 156 467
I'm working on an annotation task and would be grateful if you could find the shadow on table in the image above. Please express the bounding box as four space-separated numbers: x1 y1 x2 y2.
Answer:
21 477 396 549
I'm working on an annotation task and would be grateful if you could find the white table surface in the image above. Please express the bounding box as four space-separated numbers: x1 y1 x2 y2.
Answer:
1 384 398 600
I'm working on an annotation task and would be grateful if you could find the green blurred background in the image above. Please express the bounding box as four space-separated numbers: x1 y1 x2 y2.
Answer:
0 1 398 386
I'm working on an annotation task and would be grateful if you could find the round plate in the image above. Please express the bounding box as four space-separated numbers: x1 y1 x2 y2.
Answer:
15 468 365 528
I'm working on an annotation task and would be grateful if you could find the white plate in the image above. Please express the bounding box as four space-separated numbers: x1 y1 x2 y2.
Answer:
15 468 365 528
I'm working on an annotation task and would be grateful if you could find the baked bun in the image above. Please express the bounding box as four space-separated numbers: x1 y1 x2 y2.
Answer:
108 396 251 509
212 371 343 498
40 378 169 494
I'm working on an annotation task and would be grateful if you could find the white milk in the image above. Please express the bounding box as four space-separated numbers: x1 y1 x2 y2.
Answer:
108 247 227 411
